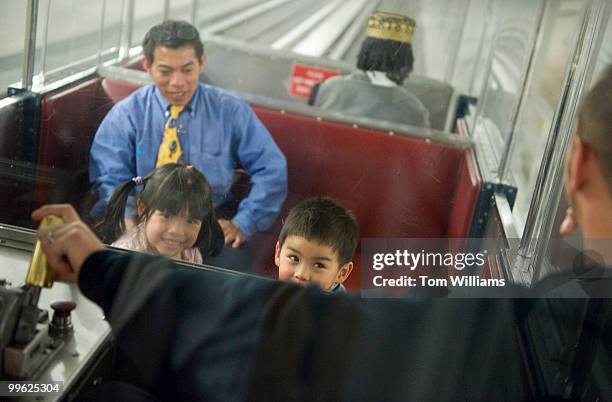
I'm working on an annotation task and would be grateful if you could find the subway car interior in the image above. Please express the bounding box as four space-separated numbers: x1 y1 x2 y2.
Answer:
0 0 611 400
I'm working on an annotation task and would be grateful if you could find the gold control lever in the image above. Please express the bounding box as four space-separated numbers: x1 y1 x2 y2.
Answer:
25 215 64 288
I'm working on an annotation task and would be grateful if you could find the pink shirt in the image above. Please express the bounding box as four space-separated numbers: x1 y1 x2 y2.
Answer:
112 223 203 264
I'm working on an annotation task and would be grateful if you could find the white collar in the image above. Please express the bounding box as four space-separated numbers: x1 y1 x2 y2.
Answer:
366 71 397 87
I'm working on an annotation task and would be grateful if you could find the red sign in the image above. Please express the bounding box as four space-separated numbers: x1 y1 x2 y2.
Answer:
289 64 340 98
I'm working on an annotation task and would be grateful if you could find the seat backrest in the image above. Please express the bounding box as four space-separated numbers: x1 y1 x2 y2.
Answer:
201 41 453 130
33 77 481 291
35 77 119 219
251 107 469 288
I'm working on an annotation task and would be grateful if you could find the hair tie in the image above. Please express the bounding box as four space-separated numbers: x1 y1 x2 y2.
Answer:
132 176 143 185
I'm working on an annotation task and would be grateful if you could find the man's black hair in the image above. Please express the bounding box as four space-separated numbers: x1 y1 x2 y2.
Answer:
142 20 204 64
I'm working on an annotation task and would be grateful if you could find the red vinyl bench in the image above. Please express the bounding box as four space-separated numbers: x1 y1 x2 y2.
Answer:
34 77 481 290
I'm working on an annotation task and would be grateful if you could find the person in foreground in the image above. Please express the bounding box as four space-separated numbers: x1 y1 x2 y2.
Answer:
275 197 358 292
513 65 612 401
557 65 612 267
32 203 522 401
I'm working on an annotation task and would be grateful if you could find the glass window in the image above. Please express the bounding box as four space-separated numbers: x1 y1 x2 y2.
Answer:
0 0 125 92
169 0 194 21
0 0 26 97
473 0 544 144
191 0 490 132
505 1 585 236
36 1 107 83
132 0 165 47
100 0 125 64
450 0 497 96
591 11 612 78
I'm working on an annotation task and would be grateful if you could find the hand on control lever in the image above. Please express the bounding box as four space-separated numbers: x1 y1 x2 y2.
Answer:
31 204 104 283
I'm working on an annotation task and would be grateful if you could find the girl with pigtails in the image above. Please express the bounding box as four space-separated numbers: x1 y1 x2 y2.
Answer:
96 163 222 263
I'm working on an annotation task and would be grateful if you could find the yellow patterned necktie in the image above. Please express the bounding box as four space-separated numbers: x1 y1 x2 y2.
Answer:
156 105 184 167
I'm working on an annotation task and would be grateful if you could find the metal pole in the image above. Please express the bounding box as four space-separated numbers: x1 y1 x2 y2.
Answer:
444 0 471 84
22 0 40 90
119 0 135 61
163 0 170 20
471 0 503 127
97 0 108 67
37 0 51 87
497 0 548 182
468 0 492 95
191 0 199 27
514 0 609 282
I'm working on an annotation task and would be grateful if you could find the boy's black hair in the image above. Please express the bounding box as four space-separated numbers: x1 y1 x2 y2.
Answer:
356 37 414 85
142 20 204 64
95 163 222 257
278 197 359 267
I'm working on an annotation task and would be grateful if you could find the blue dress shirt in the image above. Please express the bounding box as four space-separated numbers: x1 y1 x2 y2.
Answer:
89 83 287 240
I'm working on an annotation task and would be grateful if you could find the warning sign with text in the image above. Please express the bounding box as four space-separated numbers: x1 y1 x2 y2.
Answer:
289 64 340 98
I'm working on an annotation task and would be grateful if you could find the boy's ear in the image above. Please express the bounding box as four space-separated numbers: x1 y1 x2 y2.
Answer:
335 262 354 284
274 241 281 268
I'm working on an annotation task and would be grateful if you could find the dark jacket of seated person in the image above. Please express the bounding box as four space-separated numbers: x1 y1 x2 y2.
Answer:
33 203 523 402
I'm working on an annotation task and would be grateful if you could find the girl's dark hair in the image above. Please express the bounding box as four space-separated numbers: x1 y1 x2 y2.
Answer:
96 163 223 257
356 37 414 85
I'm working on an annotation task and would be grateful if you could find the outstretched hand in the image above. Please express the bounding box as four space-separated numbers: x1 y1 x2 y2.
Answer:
31 204 105 283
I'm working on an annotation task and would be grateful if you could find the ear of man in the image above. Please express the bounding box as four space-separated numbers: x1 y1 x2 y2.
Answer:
141 57 151 73
199 53 207 70
567 137 589 194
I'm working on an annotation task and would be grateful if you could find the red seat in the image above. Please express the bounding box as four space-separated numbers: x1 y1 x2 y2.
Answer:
34 77 482 291
251 108 480 290
35 78 113 220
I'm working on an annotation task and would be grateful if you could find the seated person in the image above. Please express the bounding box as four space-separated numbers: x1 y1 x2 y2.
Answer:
89 20 287 271
275 197 358 292
310 11 430 128
96 163 222 263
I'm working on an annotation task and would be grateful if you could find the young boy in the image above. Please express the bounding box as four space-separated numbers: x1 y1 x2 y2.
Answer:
275 197 359 292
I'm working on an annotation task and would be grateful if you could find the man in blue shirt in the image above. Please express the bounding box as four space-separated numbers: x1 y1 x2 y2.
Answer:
89 20 287 270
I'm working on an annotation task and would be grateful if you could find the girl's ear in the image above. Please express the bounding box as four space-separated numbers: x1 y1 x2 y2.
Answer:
136 198 145 217
335 262 354 284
